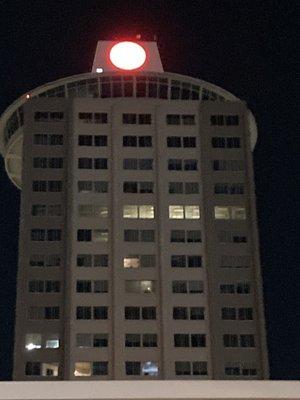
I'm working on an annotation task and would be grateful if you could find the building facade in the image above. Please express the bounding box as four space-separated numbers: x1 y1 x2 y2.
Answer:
0 41 269 380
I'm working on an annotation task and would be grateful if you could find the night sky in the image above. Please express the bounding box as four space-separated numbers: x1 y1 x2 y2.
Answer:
0 0 299 381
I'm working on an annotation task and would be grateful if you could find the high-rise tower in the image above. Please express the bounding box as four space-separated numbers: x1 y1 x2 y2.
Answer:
0 40 268 380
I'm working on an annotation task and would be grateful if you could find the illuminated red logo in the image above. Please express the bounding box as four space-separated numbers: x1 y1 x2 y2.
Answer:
109 41 146 70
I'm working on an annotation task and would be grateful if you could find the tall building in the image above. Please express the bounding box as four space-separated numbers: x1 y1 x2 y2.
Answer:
0 40 269 380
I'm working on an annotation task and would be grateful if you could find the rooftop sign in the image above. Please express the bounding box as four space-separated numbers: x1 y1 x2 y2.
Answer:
92 40 164 73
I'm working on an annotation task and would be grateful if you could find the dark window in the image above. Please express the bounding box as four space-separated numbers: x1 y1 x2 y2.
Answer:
94 113 108 124
138 114 151 124
93 362 108 376
191 334 206 347
184 159 198 171
44 306 60 319
123 181 138 193
185 182 199 194
78 158 92 169
124 229 139 242
167 137 181 147
169 182 183 194
142 307 156 320
187 255 202 268
166 114 180 125
76 306 91 320
94 135 107 146
168 159 182 171
94 158 107 169
183 137 196 147
186 231 201 243
190 307 205 320
123 136 137 147
139 159 153 170
123 159 138 170
171 255 186 267
78 135 92 146
173 307 188 320
93 306 108 319
125 307 140 320
94 254 109 267
140 230 155 242
170 230 185 243
212 137 226 148
182 115 195 125
77 280 92 293
123 113 136 124
174 334 189 347
77 229 92 242
139 136 152 147
139 181 154 193
126 361 140 376
225 115 239 126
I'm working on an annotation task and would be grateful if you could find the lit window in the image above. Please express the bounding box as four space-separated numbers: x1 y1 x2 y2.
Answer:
25 334 41 350
123 205 138 218
231 206 246 219
185 205 200 219
123 256 140 269
214 206 230 219
74 362 91 377
169 205 184 219
93 229 108 242
139 205 154 219
125 280 155 294
45 334 60 349
141 361 158 376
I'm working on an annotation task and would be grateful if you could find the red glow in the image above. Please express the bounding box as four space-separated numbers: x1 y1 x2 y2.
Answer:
109 41 146 70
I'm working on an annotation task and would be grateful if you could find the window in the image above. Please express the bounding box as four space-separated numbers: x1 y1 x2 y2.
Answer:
172 281 187 293
93 362 108 376
173 308 188 320
77 280 92 293
184 159 198 171
169 205 200 219
212 137 241 148
214 183 245 195
93 306 108 319
44 307 60 320
237 282 251 294
34 111 64 122
218 231 247 243
175 361 207 376
139 181 153 193
182 115 195 125
125 334 141 347
210 115 239 126
123 255 155 269
169 182 183 194
125 280 155 294
25 334 42 350
240 334 255 347
44 334 60 349
26 362 59 377
170 230 185 243
123 113 137 124
142 361 158 376
187 230 201 242
78 205 108 218
94 135 107 146
78 158 92 169
166 114 180 125
220 284 235 294
189 280 204 293
125 307 140 320
190 307 205 320
48 158 63 168
76 306 92 320
139 114 152 124
168 159 182 171
93 229 108 242
225 362 257 377
78 135 92 146
214 206 246 220
142 307 156 320
125 361 140 376
222 307 236 320
32 204 46 216
33 157 47 168
48 180 63 192
124 230 155 242
94 280 108 293
76 333 108 348
183 137 196 147
223 334 238 347
78 112 107 124
32 180 47 192
219 255 250 269
94 158 107 169
143 334 157 347
185 182 199 194
74 362 91 377
77 181 108 193
33 134 48 145
238 308 253 320
123 158 153 170
166 114 195 125
167 136 181 147
123 136 152 147
123 205 154 219
213 159 244 171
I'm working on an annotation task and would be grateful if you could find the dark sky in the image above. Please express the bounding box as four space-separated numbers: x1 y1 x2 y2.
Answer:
0 0 299 381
